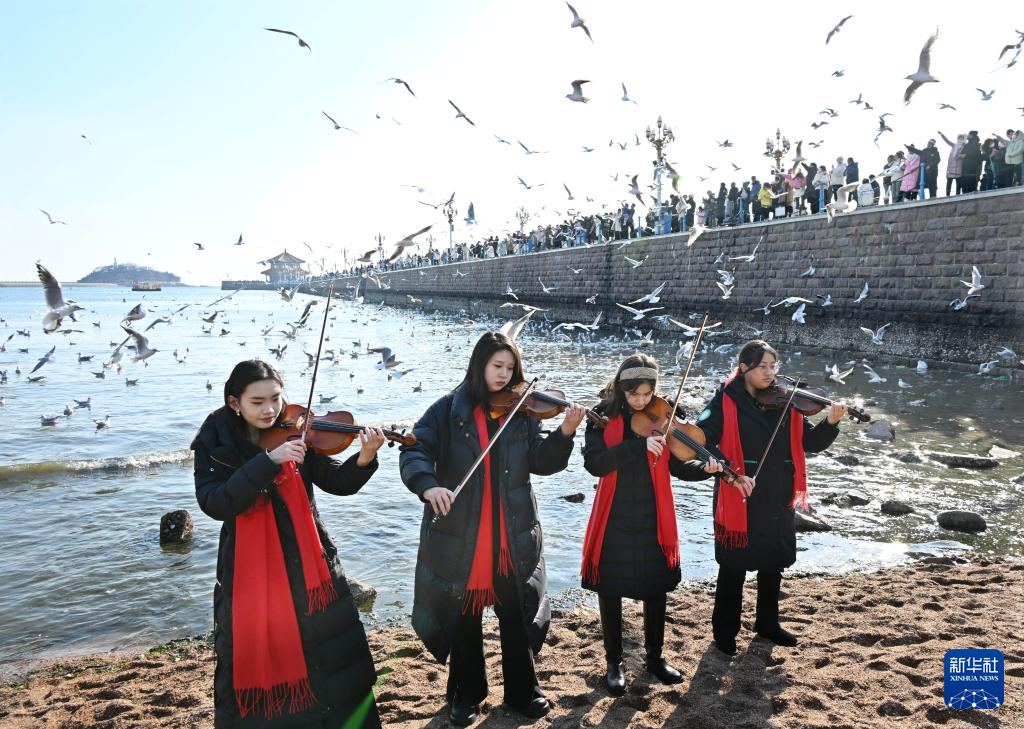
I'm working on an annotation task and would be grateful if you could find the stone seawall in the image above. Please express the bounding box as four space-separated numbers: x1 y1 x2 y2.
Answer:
333 189 1024 368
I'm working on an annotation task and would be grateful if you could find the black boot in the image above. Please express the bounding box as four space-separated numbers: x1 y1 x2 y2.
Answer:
754 570 798 647
599 595 626 696
712 566 745 656
449 694 479 727
643 595 682 684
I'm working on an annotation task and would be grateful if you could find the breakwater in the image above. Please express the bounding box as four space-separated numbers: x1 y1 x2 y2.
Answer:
334 189 1024 368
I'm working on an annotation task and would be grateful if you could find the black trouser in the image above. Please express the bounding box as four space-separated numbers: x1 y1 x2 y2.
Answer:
925 175 938 198
446 572 540 707
711 566 783 640
598 593 669 662
946 177 957 195
959 174 978 193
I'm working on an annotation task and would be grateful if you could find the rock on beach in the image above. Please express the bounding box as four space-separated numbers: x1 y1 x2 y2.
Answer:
937 510 987 533
864 419 895 441
159 509 193 545
926 452 1000 469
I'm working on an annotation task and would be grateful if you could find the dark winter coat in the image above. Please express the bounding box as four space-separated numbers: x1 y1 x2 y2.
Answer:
844 161 859 184
398 382 575 664
192 408 380 729
581 414 711 599
920 146 941 181
696 378 839 572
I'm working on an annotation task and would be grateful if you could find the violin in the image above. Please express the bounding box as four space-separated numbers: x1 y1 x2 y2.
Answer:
488 381 608 427
259 403 416 455
630 395 741 483
755 375 871 423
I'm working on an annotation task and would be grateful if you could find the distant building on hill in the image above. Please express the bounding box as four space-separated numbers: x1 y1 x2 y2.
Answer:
77 261 181 286
260 250 308 284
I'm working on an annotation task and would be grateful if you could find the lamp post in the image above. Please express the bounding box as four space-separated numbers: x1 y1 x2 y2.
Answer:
645 115 674 234
374 232 385 267
443 200 457 261
763 128 791 174
515 206 530 234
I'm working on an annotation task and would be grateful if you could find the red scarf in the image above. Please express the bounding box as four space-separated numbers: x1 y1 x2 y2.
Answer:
462 406 513 615
231 460 337 719
581 415 679 583
715 371 806 549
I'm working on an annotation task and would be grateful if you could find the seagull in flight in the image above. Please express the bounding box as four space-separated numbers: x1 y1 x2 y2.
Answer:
792 303 807 324
730 239 761 262
518 176 544 190
862 364 887 383
36 264 84 333
717 139 733 147
828 364 855 384
121 325 158 363
616 303 663 321
193 242 205 250
826 15 853 44
620 82 637 104
566 79 590 103
976 88 995 101
772 296 813 308
553 313 603 333
961 265 984 295
39 209 68 225
630 282 667 305
386 224 433 262
624 255 647 269
904 29 939 104
321 111 358 133
565 2 593 42
264 28 312 52
860 323 892 344
382 77 416 97
31 346 56 374
938 102 957 110
853 281 870 303
518 140 544 155
448 100 476 125
538 278 559 294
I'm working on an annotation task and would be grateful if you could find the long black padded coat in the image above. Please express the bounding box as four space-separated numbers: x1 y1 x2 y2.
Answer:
696 377 840 572
192 408 380 729
581 413 713 599
398 383 575 664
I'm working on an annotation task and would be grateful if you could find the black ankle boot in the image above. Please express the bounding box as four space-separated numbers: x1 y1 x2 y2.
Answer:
645 655 683 684
605 659 626 696
713 635 737 656
755 623 798 647
449 699 479 726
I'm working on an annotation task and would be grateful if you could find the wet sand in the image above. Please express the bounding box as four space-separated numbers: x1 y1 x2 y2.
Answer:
2 557 1021 728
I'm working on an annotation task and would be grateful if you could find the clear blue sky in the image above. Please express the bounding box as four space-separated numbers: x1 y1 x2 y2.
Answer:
3 1 1020 285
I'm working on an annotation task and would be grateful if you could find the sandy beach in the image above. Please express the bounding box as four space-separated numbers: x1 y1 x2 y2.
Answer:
2 556 1020 728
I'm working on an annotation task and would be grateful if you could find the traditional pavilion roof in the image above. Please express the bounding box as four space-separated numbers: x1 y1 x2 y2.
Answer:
263 250 305 265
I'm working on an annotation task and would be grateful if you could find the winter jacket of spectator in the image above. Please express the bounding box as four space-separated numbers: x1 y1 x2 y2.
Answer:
750 181 762 200
960 139 983 175
857 183 874 207
944 139 965 177
920 146 941 179
844 162 859 184
1006 134 1024 165
901 153 921 192
757 186 773 208
884 160 904 187
829 163 847 185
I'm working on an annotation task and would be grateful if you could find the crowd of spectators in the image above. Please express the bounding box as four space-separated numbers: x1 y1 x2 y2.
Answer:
335 127 1022 276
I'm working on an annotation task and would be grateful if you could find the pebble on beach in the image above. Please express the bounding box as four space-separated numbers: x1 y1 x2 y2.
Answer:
159 509 193 545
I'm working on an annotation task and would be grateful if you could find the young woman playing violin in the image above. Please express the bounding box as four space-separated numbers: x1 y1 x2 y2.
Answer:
696 340 846 656
192 360 386 728
581 354 723 696
399 332 585 727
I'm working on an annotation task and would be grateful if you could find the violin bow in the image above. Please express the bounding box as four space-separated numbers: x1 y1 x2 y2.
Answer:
432 377 539 523
654 312 709 465
299 280 335 444
751 375 800 481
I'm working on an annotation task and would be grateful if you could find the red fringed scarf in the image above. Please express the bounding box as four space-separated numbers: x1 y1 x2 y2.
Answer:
463 406 513 615
714 370 806 549
231 460 337 719
581 415 679 584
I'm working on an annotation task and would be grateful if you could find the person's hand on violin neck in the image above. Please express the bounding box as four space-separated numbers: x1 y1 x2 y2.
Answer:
703 457 724 475
646 435 666 458
826 403 847 425
356 427 386 467
423 487 455 517
268 439 306 465
559 403 587 436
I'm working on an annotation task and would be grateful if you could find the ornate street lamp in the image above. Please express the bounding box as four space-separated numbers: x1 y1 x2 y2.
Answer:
374 232 385 265
515 206 530 234
443 200 458 259
764 128 791 173
645 115 674 233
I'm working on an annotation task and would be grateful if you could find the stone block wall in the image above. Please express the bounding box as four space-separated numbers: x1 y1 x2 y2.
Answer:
331 189 1024 366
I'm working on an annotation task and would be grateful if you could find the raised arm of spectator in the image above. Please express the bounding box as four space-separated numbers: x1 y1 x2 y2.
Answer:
938 131 954 148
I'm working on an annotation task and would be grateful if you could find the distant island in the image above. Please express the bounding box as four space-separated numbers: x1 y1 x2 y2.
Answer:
77 261 181 286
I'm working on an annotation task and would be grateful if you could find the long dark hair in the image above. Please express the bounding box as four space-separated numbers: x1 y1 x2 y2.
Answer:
737 339 779 371
461 332 525 406
221 359 286 443
597 353 660 418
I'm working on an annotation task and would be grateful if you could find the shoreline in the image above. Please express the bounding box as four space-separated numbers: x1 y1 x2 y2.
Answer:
2 556 1020 727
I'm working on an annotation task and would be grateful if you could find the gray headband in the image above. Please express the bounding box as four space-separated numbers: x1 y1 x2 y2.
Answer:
619 366 658 381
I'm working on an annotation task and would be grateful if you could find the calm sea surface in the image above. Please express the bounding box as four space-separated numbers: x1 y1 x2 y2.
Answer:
0 284 1021 671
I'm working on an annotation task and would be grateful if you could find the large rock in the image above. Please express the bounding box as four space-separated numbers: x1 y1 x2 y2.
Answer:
937 510 987 533
160 509 194 545
865 420 896 441
881 500 915 516
844 490 872 506
348 578 377 610
926 452 1000 469
793 509 832 532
